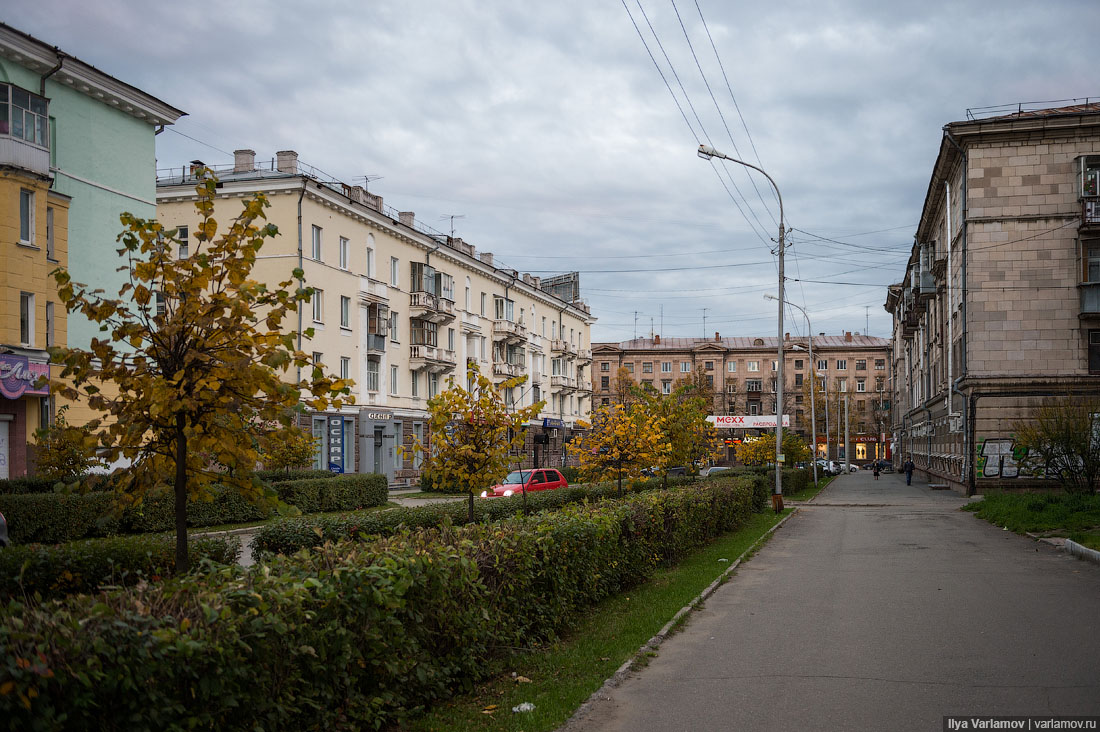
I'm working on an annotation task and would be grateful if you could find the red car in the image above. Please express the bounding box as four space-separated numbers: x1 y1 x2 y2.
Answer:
480 469 568 498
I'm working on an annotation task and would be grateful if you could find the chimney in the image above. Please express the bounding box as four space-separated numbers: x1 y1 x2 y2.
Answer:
654 334 661 345
351 185 367 203
398 211 415 227
845 331 853 342
233 149 255 173
715 331 720 342
189 159 205 177
480 252 494 266
785 332 790 341
275 150 298 174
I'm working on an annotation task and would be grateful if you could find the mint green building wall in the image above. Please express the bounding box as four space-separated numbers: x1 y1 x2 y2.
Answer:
0 59 160 350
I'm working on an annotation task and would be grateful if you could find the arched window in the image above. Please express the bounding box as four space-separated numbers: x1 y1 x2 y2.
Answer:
366 233 375 278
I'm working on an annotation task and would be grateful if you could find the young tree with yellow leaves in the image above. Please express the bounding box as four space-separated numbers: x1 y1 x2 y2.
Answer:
49 172 351 572
641 384 721 485
568 401 669 496
412 362 543 522
735 432 811 467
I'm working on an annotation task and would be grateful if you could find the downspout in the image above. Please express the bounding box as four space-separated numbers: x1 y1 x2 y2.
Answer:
945 130 971 489
39 51 65 96
295 179 307 384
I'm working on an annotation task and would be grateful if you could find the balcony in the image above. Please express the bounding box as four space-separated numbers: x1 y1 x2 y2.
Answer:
576 378 592 393
915 270 936 302
1083 197 1100 229
409 344 457 373
551 375 576 392
492 362 525 379
0 84 50 177
365 333 386 355
409 291 456 324
1080 282 1100 317
577 347 592 363
358 277 389 304
550 339 579 357
492 319 527 344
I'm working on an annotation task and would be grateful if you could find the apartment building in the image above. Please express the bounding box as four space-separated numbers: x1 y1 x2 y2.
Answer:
157 150 594 485
592 333 891 463
0 23 181 476
884 102 1100 493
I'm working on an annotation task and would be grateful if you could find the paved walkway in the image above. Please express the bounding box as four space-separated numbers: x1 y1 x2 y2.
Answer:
568 470 1100 731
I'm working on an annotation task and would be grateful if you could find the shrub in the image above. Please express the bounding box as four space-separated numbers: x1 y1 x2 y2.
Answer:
274 473 388 513
417 469 464 494
0 533 240 600
0 482 752 730
560 466 581 483
253 468 335 484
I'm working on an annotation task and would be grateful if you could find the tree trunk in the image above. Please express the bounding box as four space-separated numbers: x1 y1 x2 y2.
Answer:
467 491 475 524
174 414 189 574
617 459 623 498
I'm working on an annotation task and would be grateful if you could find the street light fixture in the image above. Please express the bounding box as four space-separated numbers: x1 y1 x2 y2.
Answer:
766 294 817 491
699 144 786 507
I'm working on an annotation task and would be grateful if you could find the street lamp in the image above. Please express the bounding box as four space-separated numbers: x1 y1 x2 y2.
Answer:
699 144 786 506
766 295 817 490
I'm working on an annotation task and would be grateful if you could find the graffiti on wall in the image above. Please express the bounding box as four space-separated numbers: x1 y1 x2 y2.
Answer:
976 437 1031 478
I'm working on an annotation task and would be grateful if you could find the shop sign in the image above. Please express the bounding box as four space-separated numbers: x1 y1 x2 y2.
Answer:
708 415 790 429
328 416 345 473
543 418 565 429
362 411 392 421
0 355 49 399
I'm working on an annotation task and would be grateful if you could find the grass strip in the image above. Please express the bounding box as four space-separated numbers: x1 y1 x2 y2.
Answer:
396 509 791 732
963 491 1100 534
786 474 832 502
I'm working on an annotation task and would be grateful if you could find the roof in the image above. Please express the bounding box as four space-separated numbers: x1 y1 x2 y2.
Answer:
0 22 184 126
595 334 890 351
964 100 1100 122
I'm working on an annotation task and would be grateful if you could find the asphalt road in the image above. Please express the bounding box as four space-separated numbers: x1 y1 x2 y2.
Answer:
567 469 1100 731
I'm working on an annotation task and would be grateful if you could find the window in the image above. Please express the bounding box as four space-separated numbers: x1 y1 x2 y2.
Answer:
601 362 610 372
642 362 653 373
339 236 349 269
312 289 324 322
683 362 692 373
19 189 34 244
19 292 34 344
661 361 672 373
340 357 350 379
625 362 634 373
794 373 803 387
817 359 828 371
602 398 610 406
46 207 55 260
311 225 322 260
390 311 399 342
770 378 777 392
465 285 471 310
856 379 866 393
794 359 803 370
480 292 486 316
45 301 53 347
1090 330 1100 374
746 379 762 392
541 316 547 336
769 360 776 371
494 296 514 321
391 366 399 395
312 417 325 470
601 375 610 389
366 235 375 277
411 371 419 398
838 378 847 392
178 225 189 258
411 319 438 346
855 359 867 370
875 359 886 370
312 351 323 368
448 328 455 351
480 336 487 360
366 359 379 391
837 359 847 370
4 85 49 146
727 362 736 373
662 380 672 394
390 257 400 286
705 361 714 371
340 296 350 328
429 373 439 398
748 361 760 372
749 402 760 416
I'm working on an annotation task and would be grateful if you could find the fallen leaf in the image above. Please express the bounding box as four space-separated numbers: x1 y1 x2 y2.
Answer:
515 676 532 683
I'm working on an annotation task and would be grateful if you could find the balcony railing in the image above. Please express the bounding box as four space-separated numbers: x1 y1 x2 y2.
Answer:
551 375 576 391
365 333 386 354
492 319 528 342
492 362 524 379
550 339 575 356
409 291 456 324
576 347 592 363
576 378 592 392
358 277 389 303
1081 282 1100 315
409 344 457 373
1083 196 1100 228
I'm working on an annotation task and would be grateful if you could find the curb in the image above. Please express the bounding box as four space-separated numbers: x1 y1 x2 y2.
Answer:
559 507 799 731
1065 538 1100 566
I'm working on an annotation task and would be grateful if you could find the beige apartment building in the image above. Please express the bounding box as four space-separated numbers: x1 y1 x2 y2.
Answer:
592 333 891 464
157 150 594 485
884 103 1100 493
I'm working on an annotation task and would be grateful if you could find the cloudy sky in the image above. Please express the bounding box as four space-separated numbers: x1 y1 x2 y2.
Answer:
8 1 1099 343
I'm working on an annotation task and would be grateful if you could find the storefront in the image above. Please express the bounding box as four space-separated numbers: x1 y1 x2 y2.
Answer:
358 408 397 483
0 352 51 479
306 409 359 475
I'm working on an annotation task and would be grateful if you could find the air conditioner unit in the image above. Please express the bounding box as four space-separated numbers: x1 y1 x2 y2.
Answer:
948 414 963 433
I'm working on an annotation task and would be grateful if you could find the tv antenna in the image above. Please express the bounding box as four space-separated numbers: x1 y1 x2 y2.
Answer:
354 175 383 192
439 214 466 239
702 307 709 337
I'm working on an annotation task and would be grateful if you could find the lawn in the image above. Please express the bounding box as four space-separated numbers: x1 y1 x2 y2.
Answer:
396 509 791 732
786 474 832 502
963 491 1100 550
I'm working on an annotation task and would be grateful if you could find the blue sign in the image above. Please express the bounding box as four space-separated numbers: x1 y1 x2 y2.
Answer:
543 418 565 429
328 416 345 473
328 461 344 474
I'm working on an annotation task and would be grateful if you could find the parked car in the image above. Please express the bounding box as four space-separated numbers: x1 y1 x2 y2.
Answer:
480 468 568 498
0 510 7 548
701 466 731 477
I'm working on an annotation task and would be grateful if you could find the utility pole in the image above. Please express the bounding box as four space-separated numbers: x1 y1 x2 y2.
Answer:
844 394 850 472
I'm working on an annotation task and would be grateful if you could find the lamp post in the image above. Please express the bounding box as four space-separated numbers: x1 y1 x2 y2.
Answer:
699 144 786 504
766 295 817 490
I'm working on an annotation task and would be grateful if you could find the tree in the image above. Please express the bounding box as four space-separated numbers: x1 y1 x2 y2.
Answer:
261 422 319 473
1013 396 1100 494
611 366 638 405
32 405 103 481
568 401 669 496
736 431 811 467
644 383 720 484
673 366 718 415
412 362 543 522
49 171 351 572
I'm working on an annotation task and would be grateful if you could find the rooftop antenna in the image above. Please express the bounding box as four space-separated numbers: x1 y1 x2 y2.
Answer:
650 317 654 339
702 307 709 337
660 305 664 338
634 311 639 340
439 214 465 239
354 175 383 192
865 306 870 335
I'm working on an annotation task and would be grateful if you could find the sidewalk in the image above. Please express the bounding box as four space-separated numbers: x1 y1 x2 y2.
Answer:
567 469 1100 731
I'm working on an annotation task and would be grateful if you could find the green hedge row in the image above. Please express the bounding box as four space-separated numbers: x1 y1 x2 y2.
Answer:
0 480 754 730
252 468 336 484
0 534 241 600
252 474 700 555
0 474 388 545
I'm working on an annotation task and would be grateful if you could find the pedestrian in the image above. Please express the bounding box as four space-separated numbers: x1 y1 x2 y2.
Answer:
873 461 880 480
903 457 915 486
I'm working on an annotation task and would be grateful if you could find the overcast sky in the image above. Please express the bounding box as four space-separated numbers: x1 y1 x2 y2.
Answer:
9 1 1099 342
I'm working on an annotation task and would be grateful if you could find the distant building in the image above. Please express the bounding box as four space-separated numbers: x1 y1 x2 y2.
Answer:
157 150 594 484
884 102 1100 493
0 23 182 476
592 333 891 464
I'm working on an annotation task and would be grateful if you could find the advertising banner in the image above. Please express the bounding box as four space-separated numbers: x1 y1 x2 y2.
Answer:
0 355 49 399
707 415 790 429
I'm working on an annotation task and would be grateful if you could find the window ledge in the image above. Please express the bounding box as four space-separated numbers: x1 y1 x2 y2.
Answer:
17 242 40 250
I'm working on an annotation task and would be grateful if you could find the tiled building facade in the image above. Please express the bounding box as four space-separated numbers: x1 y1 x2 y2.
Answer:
885 103 1100 493
592 333 892 464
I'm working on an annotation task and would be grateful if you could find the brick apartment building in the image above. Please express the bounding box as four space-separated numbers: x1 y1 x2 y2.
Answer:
885 102 1100 493
592 333 892 464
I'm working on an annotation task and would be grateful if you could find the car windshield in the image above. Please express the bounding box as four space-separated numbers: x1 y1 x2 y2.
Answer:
502 470 533 484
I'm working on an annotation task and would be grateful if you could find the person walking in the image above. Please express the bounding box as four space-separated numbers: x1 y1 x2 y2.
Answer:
872 461 880 480
903 457 915 486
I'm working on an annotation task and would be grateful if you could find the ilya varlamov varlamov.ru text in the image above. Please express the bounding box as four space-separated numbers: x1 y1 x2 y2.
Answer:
945 718 1098 730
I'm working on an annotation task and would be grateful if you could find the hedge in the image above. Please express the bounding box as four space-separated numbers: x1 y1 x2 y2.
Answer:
0 533 241 600
0 474 114 495
252 473 701 555
253 468 336 484
0 480 754 730
0 474 389 545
